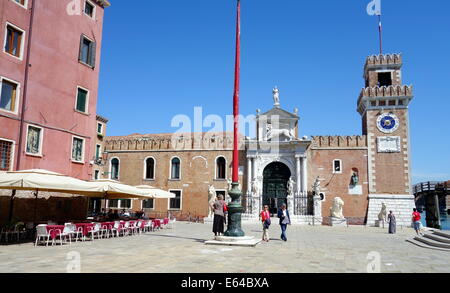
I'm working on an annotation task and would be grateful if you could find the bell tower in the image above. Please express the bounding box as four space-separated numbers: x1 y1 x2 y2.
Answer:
357 53 415 226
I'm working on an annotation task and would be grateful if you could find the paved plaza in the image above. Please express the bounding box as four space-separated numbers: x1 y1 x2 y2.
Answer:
0 222 449 273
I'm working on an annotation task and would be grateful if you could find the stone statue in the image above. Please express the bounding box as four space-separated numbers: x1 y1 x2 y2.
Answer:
227 179 240 192
273 86 280 106
208 185 216 218
287 177 295 196
351 172 359 186
378 203 387 222
313 176 321 196
251 180 259 196
330 197 345 219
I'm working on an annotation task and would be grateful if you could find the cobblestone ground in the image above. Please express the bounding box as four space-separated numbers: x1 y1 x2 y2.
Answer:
0 222 449 273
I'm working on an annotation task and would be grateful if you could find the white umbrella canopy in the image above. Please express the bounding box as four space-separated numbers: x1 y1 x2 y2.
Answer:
0 170 149 199
135 185 176 199
0 169 101 197
89 179 153 199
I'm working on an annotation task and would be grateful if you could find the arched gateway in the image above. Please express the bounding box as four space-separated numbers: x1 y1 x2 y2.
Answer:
263 162 291 214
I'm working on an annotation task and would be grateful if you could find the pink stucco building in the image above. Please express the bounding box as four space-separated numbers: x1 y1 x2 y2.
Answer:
0 0 110 180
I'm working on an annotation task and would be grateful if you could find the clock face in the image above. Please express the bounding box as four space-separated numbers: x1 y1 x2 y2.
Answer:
377 113 400 134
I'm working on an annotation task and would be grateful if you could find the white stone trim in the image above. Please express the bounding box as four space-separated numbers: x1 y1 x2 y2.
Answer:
3 21 26 61
168 189 182 211
75 86 90 114
11 0 28 9
25 124 44 157
0 137 15 171
0 75 21 115
332 159 342 174
143 156 156 180
169 156 181 180
70 135 86 164
109 156 120 180
84 0 97 20
214 155 227 180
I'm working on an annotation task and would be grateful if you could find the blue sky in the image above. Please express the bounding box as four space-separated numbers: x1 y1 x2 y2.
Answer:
97 0 450 184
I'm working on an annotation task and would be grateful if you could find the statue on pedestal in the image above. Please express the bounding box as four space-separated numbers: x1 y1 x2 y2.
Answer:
208 185 216 218
313 176 321 197
273 86 280 107
312 177 322 218
287 177 296 196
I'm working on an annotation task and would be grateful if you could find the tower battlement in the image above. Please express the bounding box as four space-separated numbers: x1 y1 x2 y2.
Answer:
360 85 413 98
365 53 402 68
311 135 367 149
357 85 413 115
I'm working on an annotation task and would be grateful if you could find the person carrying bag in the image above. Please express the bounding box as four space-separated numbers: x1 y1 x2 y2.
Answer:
260 205 271 242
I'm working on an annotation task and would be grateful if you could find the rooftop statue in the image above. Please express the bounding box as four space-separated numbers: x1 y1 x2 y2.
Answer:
273 86 280 107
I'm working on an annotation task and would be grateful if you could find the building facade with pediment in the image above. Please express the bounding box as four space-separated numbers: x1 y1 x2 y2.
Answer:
99 53 416 226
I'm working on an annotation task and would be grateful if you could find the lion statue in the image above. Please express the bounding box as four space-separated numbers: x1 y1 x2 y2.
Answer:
330 197 345 219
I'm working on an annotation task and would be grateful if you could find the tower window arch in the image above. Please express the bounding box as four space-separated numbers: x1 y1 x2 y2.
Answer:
110 158 120 180
145 157 155 180
170 157 181 180
216 156 226 179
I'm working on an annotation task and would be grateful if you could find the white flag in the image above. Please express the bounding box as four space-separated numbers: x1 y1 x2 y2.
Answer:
367 0 382 16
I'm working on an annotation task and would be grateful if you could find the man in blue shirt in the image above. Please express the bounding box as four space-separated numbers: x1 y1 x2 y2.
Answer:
277 203 291 241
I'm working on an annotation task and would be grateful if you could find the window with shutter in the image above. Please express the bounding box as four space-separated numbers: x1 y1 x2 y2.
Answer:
0 79 18 112
76 87 88 113
78 35 96 68
4 24 24 58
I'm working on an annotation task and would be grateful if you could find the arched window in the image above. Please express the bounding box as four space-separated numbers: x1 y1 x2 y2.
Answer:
145 157 155 180
216 157 226 179
171 157 180 180
111 158 119 180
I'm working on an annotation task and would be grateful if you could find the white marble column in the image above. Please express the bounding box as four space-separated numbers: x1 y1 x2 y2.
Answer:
295 156 301 195
247 157 252 195
301 156 308 195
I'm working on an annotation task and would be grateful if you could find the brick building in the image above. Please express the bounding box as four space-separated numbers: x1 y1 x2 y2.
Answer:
102 53 416 226
0 0 110 180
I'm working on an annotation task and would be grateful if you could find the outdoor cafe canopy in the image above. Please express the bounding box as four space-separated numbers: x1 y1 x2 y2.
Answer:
135 185 176 199
0 170 150 199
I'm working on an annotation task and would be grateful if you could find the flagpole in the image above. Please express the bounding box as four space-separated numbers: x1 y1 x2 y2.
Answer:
224 0 245 238
378 14 383 55
232 0 240 183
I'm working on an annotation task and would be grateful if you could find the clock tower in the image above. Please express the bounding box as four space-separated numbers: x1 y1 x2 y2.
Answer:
357 54 415 226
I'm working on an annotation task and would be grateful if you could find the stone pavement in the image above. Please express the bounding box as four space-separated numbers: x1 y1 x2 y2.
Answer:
0 222 449 273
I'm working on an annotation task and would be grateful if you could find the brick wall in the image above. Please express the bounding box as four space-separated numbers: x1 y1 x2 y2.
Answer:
309 136 369 222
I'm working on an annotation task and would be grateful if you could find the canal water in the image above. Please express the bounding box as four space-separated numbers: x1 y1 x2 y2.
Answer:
419 211 450 231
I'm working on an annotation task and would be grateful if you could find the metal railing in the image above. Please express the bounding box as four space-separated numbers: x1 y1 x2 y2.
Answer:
294 195 311 216
241 195 261 215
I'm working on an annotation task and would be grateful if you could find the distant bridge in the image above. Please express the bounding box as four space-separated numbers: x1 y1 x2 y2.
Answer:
413 181 450 229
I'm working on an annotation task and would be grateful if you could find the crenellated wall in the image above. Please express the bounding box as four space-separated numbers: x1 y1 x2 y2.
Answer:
105 132 245 152
365 53 402 67
311 135 367 149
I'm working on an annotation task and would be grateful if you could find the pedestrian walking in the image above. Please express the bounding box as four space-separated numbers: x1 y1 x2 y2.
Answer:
260 205 271 242
211 194 227 236
277 203 291 241
388 210 396 234
412 208 423 236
